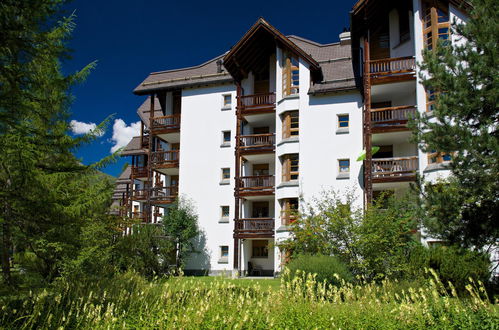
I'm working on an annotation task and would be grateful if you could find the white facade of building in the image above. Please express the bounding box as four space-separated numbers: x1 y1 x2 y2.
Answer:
112 0 478 276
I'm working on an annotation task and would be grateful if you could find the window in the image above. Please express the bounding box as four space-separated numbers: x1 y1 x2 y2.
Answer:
221 206 230 218
282 111 299 138
252 240 269 258
219 246 229 262
423 0 450 50
252 201 269 218
222 131 231 146
282 53 299 96
222 94 232 108
399 7 410 43
282 154 299 182
339 159 350 173
426 88 436 112
338 114 349 128
281 198 299 225
221 168 230 181
428 150 453 164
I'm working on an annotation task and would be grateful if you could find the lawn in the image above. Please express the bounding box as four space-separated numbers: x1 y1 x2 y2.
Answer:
1 271 497 329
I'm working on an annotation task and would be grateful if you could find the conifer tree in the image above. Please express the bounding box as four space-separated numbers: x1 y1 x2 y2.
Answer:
411 0 498 249
0 0 114 285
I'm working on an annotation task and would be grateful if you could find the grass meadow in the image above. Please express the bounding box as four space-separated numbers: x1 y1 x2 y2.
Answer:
0 269 497 329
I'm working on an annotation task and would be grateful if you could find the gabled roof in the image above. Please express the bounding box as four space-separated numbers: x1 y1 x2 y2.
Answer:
133 54 233 95
287 36 357 94
116 165 131 184
121 136 147 156
223 18 323 83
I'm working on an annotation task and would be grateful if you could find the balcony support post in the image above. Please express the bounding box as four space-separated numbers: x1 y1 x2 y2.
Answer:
363 37 373 207
233 82 243 273
146 93 155 224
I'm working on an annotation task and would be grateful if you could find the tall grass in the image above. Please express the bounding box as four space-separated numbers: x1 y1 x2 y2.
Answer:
0 269 497 329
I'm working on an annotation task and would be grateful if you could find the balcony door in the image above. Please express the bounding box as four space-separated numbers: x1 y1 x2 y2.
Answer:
253 126 269 134
252 201 269 218
374 145 393 159
253 164 269 176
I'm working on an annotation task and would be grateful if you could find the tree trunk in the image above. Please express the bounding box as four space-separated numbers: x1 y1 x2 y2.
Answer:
1 214 12 285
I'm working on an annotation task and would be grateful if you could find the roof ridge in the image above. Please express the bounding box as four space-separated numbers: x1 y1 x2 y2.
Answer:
149 53 227 76
287 35 341 47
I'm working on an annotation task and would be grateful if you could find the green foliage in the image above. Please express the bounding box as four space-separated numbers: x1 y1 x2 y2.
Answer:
162 197 200 269
410 0 499 249
408 245 491 294
286 254 353 286
279 190 420 280
0 272 497 329
0 0 117 287
113 224 175 279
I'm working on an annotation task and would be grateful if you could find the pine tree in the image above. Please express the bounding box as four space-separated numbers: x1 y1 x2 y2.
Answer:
0 0 114 285
411 0 498 249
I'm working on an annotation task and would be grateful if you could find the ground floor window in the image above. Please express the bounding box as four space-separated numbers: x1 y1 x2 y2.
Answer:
252 240 269 258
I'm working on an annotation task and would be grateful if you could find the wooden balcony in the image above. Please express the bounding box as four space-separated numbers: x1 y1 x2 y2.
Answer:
238 133 275 154
131 166 148 178
151 114 181 134
131 212 147 221
238 175 275 196
149 186 178 204
368 56 416 84
131 188 148 201
371 156 418 183
238 93 276 115
235 218 274 237
150 150 179 168
371 105 417 133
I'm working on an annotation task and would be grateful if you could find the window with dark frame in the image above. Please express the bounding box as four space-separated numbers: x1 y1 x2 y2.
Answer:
221 206 230 218
222 131 231 143
221 246 229 258
222 168 230 180
252 240 269 258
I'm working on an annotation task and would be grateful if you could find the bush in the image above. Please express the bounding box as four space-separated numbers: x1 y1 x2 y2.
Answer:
286 254 353 286
408 245 491 294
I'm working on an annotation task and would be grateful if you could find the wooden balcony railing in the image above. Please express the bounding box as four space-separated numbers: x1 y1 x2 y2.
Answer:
131 188 148 200
369 56 416 77
236 218 274 233
150 186 178 202
238 93 276 113
131 212 146 221
239 134 275 151
150 150 179 167
372 157 418 179
238 175 275 193
151 114 181 131
131 166 148 177
371 105 417 127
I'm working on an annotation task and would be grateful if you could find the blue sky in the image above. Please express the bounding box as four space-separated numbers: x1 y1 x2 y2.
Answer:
63 0 358 177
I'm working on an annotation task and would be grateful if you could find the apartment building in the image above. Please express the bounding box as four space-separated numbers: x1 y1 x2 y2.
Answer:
111 0 470 276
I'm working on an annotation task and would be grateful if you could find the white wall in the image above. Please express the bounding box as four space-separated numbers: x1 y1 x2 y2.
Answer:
179 83 237 273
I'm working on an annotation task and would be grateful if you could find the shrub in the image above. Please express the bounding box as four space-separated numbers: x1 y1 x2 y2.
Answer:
408 245 491 294
286 254 353 286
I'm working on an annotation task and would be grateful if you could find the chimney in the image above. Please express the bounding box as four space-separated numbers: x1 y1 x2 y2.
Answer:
339 28 351 45
216 60 223 73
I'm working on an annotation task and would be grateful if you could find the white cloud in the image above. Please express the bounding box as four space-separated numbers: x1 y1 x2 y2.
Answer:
110 119 141 153
70 120 97 135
